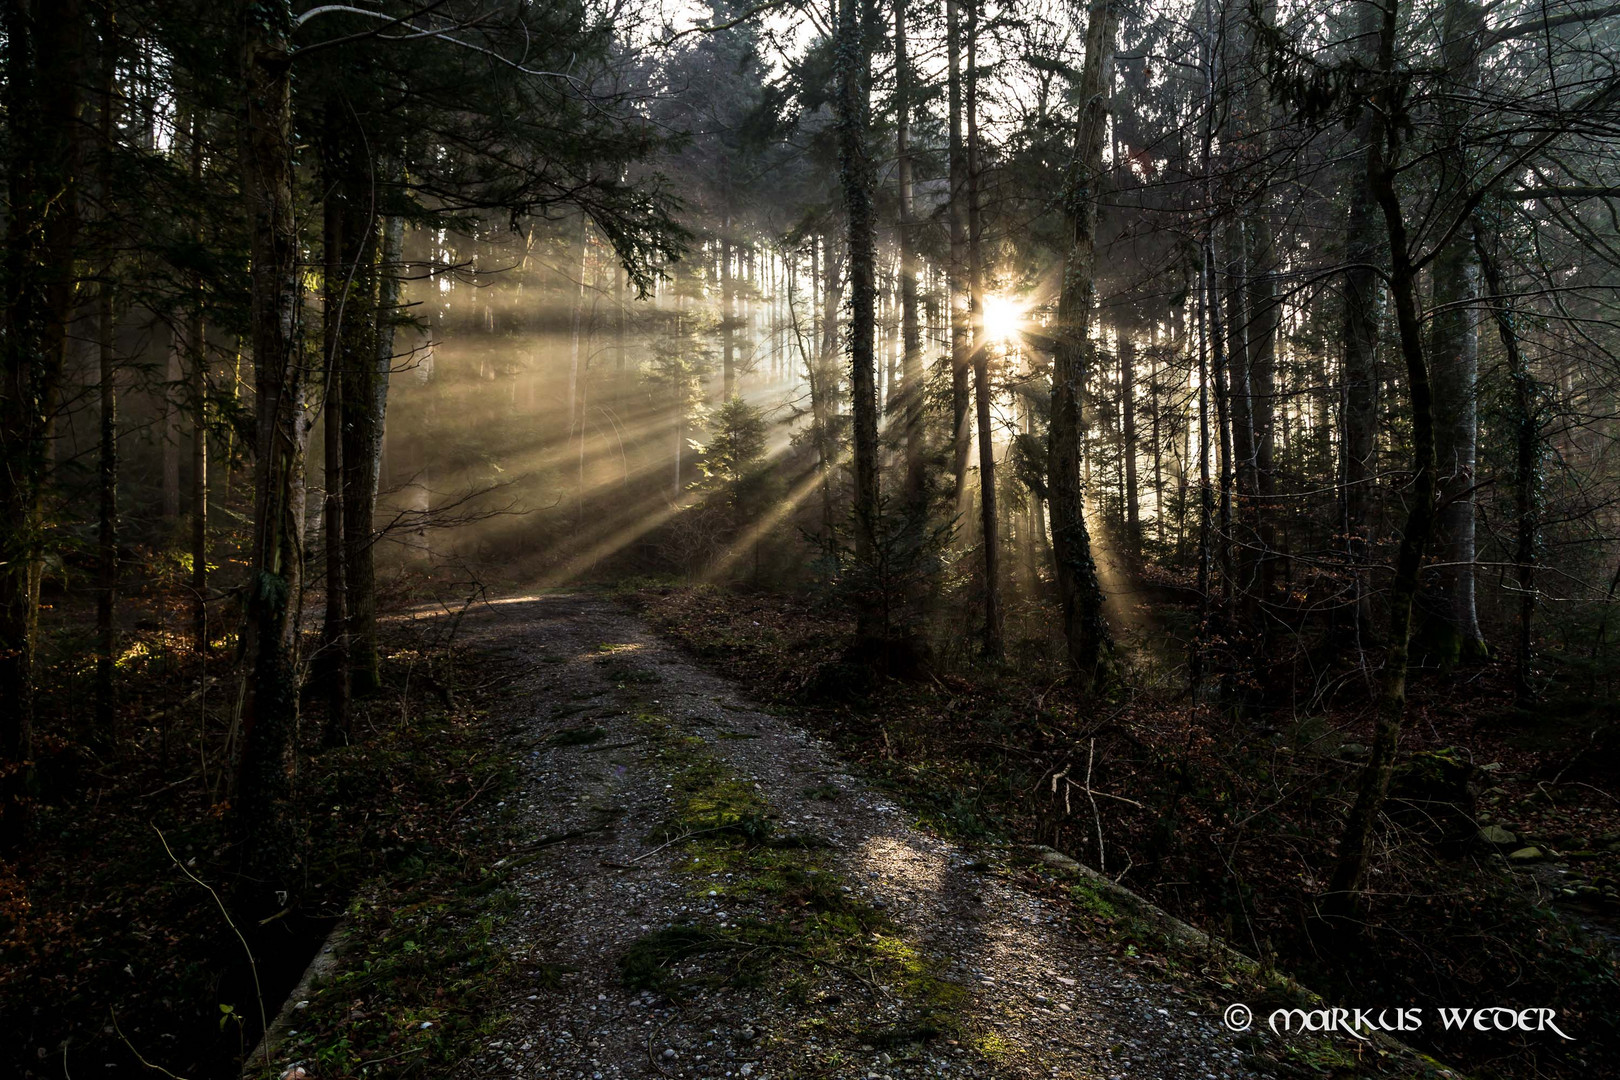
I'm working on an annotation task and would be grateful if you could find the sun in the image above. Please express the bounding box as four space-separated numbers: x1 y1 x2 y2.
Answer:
981 293 1026 342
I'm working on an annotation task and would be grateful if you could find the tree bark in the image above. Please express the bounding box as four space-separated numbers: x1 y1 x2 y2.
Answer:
340 171 384 700
837 0 880 592
234 0 311 910
947 0 972 507
1240 0 1279 618
1475 231 1537 701
1049 0 1119 694
967 0 1002 657
344 156 403 696
187 112 208 654
895 0 925 513
1327 0 1438 914
164 330 183 520
1340 0 1383 647
722 227 736 398
1121 334 1140 560
320 115 351 743
95 13 119 743
1423 0 1489 664
1 0 84 845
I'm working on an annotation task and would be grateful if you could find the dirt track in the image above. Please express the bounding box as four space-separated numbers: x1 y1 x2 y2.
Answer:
441 592 1276 1079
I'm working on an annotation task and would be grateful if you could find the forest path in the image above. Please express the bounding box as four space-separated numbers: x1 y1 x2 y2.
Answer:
453 592 1264 1080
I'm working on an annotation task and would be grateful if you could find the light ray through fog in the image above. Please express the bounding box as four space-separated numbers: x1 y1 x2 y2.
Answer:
700 442 851 582
537 500 689 586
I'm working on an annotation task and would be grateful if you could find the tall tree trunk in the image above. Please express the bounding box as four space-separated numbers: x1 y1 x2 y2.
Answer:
97 274 119 743
1240 0 1279 619
1340 0 1382 647
340 214 383 700
95 13 119 743
1194 242 1217 688
319 115 350 743
1151 342 1165 549
342 154 401 700
1225 221 1257 614
1 0 84 846
1327 0 1437 914
1475 232 1537 701
722 227 736 397
568 210 589 436
895 0 925 513
947 0 972 507
1424 0 1488 664
837 0 880 615
1049 0 1119 694
234 0 311 911
164 331 182 520
1121 334 1140 560
188 113 208 654
966 0 1002 657
1212 231 1234 611
820 230 842 371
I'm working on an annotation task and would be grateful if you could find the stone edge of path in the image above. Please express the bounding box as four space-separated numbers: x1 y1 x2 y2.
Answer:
243 917 350 1079
1027 844 1461 1076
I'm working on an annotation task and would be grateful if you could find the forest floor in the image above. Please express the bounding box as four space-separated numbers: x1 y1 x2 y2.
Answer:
269 591 1451 1080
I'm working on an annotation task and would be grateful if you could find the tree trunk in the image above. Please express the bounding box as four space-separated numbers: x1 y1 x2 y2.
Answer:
1475 232 1537 701
1225 221 1258 614
966 0 1002 657
1340 0 1382 647
568 210 588 450
1049 0 1119 694
1327 0 1437 915
1423 0 1488 665
234 0 311 911
895 0 924 513
1194 242 1217 688
1240 0 1279 618
188 112 208 654
836 0 880 599
164 330 183 520
340 176 384 699
947 0 972 507
722 227 736 397
1121 334 1140 560
820 230 842 372
320 116 350 743
95 16 119 743
0 0 84 846
348 157 404 696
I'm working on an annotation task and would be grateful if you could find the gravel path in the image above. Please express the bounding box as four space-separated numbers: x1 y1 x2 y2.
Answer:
454 593 1272 1080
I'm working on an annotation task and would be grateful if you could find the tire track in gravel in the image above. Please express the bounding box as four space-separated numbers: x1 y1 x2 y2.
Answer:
454 593 1272 1080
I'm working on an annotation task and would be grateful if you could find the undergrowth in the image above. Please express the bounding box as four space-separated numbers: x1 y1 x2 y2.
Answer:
1 588 521 1079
